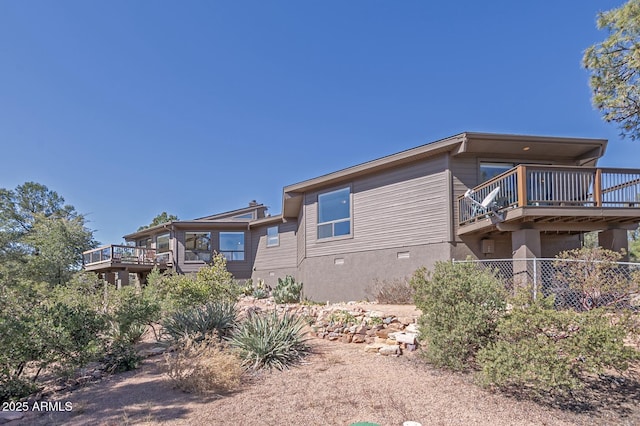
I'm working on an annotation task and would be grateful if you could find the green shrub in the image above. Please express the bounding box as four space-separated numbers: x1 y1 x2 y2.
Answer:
102 339 141 374
195 254 242 302
110 287 161 343
411 262 507 370
477 292 639 393
161 301 237 345
0 372 38 403
229 311 310 370
150 255 241 312
272 275 302 304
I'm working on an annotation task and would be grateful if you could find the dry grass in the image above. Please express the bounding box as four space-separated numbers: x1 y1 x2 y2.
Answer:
163 335 243 396
370 278 415 304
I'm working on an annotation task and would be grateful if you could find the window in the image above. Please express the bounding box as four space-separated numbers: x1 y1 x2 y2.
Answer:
156 233 170 253
137 237 152 248
185 232 211 262
220 232 245 261
479 162 515 182
266 226 279 247
317 187 351 239
233 212 254 219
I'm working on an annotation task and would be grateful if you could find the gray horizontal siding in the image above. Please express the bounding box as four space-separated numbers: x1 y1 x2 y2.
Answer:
305 155 449 258
449 156 479 236
252 221 298 270
297 207 305 265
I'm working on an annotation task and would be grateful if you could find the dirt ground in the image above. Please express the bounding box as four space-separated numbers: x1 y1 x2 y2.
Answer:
7 303 640 426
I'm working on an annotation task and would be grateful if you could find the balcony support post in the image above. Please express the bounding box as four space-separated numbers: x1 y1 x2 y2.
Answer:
511 229 541 289
598 228 629 261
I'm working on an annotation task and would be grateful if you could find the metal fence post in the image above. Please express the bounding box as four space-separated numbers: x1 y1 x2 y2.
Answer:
532 258 538 301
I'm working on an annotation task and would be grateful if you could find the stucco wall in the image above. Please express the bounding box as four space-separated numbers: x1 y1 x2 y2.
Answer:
299 242 452 302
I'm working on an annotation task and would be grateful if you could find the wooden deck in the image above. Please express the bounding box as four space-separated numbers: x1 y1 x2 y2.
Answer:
457 165 640 235
83 245 173 273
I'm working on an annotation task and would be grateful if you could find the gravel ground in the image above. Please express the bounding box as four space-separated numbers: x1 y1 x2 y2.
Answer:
9 337 639 426
6 301 639 426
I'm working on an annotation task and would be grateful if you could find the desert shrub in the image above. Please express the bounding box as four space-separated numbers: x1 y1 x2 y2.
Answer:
229 310 310 370
411 262 507 370
161 300 237 345
371 278 414 304
110 287 161 343
102 339 141 374
50 271 108 312
0 284 108 395
554 247 639 311
477 291 639 393
150 255 241 312
164 335 243 395
0 371 38 403
272 275 302 304
195 254 242 302
45 301 107 369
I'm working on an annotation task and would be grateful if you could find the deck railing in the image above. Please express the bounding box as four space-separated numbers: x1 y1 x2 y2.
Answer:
83 245 173 267
458 165 640 224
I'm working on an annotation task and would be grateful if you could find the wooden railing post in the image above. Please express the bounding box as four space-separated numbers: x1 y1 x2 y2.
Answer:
517 165 527 207
594 169 602 207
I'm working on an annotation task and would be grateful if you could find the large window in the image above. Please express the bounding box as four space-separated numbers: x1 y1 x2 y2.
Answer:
317 187 351 239
266 226 279 247
185 232 211 262
220 232 245 261
480 162 515 182
156 233 170 253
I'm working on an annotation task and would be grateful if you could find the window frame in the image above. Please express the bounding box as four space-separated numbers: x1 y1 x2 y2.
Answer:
317 186 352 241
266 225 279 247
156 233 170 253
184 231 211 263
479 161 516 183
219 231 245 261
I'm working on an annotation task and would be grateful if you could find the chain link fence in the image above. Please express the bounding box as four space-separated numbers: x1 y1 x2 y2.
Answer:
453 258 640 311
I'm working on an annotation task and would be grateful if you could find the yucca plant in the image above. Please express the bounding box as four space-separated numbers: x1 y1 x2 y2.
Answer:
161 301 237 345
229 310 310 370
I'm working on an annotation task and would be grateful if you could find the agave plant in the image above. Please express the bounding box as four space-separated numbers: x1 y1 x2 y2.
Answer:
229 310 310 370
161 301 237 345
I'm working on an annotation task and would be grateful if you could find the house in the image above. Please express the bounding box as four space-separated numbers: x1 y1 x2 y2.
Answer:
83 132 640 302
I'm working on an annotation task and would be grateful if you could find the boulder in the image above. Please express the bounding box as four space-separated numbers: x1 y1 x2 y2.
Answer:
405 323 419 333
379 344 401 356
394 332 418 345
351 334 366 343
364 343 385 353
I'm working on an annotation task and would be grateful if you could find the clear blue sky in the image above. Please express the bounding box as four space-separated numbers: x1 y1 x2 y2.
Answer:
0 1 637 245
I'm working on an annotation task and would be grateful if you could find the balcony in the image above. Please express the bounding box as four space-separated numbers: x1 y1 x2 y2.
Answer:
83 245 173 273
457 165 640 235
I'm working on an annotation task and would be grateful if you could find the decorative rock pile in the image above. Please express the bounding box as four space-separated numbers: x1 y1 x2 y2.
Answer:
265 302 420 356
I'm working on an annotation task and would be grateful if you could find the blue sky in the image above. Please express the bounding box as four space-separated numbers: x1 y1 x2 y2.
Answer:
0 1 637 245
